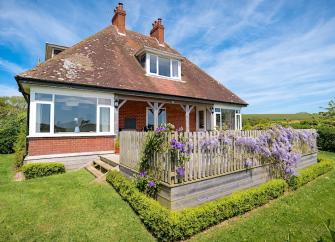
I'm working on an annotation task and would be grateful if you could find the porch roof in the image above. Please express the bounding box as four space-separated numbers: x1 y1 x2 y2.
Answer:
16 25 247 106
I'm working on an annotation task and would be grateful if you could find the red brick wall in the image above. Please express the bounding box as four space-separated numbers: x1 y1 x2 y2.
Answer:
28 136 115 156
119 101 196 132
119 100 147 131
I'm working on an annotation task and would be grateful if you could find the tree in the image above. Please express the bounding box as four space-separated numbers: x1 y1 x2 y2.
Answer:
320 99 335 118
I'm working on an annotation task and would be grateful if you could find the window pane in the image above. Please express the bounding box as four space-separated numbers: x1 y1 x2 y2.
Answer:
99 107 110 132
198 110 204 129
171 60 179 77
35 93 52 101
215 113 221 129
147 108 154 130
150 55 157 74
158 57 170 77
221 109 235 130
158 109 166 125
98 98 111 105
215 108 221 113
54 95 97 133
36 103 50 133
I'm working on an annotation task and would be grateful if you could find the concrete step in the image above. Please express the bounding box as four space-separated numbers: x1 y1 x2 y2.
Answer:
99 155 119 167
93 159 113 171
85 165 103 178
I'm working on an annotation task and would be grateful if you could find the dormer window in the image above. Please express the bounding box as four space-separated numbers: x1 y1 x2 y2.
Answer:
138 52 181 80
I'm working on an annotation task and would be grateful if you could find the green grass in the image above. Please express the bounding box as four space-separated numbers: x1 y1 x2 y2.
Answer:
0 155 154 242
1 152 335 241
189 151 335 242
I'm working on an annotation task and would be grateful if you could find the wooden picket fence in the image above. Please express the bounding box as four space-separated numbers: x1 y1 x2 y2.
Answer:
119 129 316 185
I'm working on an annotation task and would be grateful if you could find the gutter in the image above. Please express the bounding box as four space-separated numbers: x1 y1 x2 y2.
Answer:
15 76 248 107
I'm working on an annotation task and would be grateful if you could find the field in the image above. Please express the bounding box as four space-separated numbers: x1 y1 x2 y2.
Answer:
243 113 316 121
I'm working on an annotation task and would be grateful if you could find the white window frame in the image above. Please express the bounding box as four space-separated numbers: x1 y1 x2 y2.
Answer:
29 86 115 137
213 104 243 130
145 107 167 127
145 53 181 80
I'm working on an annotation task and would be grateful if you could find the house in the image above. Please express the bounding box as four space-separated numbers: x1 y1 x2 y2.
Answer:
15 3 247 166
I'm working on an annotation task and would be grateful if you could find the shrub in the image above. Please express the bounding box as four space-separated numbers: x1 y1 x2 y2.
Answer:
14 122 26 168
22 162 65 179
106 171 287 241
288 159 333 190
317 127 335 152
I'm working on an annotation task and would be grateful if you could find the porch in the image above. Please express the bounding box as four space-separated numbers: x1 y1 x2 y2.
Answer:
116 128 317 209
114 96 243 133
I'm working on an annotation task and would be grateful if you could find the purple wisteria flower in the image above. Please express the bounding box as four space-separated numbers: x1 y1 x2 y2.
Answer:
176 127 184 132
155 126 167 133
148 181 156 187
139 171 147 177
171 138 186 152
245 159 253 168
176 167 185 177
201 138 219 150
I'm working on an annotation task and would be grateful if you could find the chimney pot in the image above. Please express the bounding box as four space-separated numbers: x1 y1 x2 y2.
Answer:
112 2 126 34
150 18 165 44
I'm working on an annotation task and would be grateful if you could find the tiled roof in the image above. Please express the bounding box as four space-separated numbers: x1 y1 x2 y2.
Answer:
17 25 247 105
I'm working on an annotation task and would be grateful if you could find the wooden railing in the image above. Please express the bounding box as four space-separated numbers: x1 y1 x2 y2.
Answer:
119 130 316 185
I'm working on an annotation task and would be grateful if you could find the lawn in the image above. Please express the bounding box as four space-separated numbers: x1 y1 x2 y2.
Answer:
0 154 154 242
0 152 334 241
189 151 335 242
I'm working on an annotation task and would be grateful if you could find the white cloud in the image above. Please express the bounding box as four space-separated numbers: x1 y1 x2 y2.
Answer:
0 58 24 74
0 85 20 97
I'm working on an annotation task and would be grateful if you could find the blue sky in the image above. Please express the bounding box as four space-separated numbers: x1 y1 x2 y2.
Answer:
0 0 335 114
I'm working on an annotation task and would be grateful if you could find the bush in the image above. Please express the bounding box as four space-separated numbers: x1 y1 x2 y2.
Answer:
317 127 335 152
22 162 65 179
0 118 20 153
106 171 287 241
288 159 333 190
14 122 26 168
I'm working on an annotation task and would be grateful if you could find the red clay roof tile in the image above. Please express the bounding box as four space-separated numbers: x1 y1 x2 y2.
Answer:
17 25 247 105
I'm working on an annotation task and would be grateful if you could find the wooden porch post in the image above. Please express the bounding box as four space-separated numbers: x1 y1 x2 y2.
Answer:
114 99 127 134
181 104 194 132
148 102 164 130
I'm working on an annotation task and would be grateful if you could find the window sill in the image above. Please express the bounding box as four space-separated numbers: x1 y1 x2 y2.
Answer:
28 132 116 138
145 73 185 82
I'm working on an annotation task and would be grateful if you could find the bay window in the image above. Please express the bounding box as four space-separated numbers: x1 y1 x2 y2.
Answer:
214 107 242 130
31 91 114 136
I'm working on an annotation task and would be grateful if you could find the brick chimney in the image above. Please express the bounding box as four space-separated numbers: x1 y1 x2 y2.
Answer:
112 3 126 34
150 18 164 44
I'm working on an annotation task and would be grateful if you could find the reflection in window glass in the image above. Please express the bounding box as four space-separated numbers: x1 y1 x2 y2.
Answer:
147 108 166 130
150 55 157 73
36 103 50 133
215 113 221 129
99 107 110 132
158 57 170 77
221 109 235 130
198 110 204 129
54 95 97 133
35 93 52 101
171 60 179 77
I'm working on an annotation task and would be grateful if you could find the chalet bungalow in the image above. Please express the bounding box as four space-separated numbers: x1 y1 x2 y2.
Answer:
16 3 247 163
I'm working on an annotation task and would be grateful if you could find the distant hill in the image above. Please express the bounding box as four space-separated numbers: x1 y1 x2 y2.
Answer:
243 113 316 121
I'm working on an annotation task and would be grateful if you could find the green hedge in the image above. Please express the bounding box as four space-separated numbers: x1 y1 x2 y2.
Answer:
317 127 335 152
22 162 65 179
106 171 287 241
288 159 333 190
